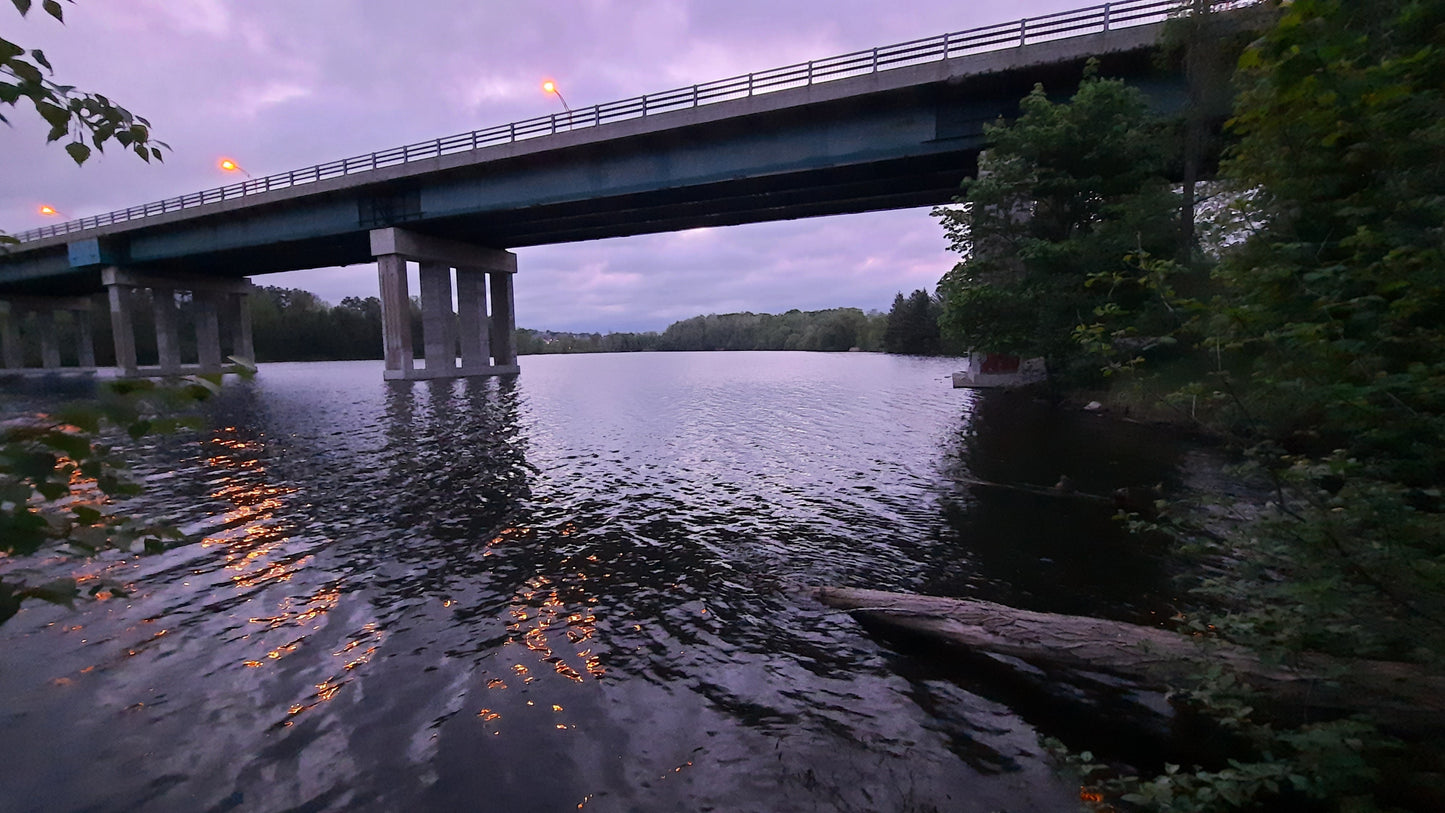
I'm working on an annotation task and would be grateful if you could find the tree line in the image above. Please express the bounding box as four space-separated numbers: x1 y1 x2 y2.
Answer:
243 287 955 360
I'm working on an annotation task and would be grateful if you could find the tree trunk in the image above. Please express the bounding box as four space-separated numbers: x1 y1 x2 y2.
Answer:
813 586 1445 736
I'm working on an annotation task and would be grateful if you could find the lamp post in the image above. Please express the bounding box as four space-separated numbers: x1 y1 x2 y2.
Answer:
218 158 252 178
542 80 571 112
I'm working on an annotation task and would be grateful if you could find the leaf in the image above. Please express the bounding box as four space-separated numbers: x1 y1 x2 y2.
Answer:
35 481 68 500
55 404 102 433
64 140 90 165
9 57 42 84
41 0 61 22
21 578 80 608
71 505 102 525
29 48 50 72
11 0 32 17
40 430 90 460
35 100 69 128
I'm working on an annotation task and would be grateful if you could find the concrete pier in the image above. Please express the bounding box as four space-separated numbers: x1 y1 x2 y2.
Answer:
102 267 253 377
0 296 99 374
371 227 519 380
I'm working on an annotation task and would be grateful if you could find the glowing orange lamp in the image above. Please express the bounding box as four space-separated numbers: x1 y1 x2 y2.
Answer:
542 80 571 112
218 157 252 178
38 205 63 216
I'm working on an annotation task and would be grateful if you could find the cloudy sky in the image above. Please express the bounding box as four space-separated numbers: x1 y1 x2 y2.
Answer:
3 0 1086 332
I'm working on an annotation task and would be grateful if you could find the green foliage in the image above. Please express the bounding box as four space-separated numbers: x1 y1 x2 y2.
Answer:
1210 0 1445 479
249 286 384 361
1189 0 1445 661
967 4 1445 809
0 365 253 623
934 64 1186 382
657 308 883 353
1051 692 1388 813
882 289 944 355
1 0 167 166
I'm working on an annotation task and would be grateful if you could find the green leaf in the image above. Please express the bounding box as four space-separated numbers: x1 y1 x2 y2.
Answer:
55 405 102 433
28 48 50 72
71 505 102 525
64 140 90 165
9 58 42 84
36 100 70 127
40 430 90 460
35 481 68 500
41 0 62 22
21 578 80 608
11 0 33 17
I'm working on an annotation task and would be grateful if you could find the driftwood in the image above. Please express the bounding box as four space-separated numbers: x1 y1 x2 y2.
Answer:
814 586 1445 737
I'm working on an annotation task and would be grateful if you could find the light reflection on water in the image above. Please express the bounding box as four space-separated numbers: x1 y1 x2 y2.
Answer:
0 352 1186 812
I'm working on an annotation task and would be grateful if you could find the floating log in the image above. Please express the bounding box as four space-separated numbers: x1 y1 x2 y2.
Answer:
813 586 1445 737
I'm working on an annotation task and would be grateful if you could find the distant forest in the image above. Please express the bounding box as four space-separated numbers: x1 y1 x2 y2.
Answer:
246 285 954 361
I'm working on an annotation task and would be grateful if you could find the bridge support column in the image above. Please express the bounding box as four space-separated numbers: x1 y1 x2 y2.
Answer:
105 276 140 376
489 269 517 366
376 254 414 378
0 303 23 369
76 308 96 369
232 291 254 363
38 311 62 369
455 268 491 373
419 261 457 375
0 297 98 373
103 268 253 377
153 288 182 375
195 290 223 371
371 227 518 380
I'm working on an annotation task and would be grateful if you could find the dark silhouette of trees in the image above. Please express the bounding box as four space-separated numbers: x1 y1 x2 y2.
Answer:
881 289 942 355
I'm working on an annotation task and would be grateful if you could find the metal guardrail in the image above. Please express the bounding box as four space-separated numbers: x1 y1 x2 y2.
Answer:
13 0 1254 245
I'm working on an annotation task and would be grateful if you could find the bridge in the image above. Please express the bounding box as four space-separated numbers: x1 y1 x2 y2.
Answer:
0 0 1260 380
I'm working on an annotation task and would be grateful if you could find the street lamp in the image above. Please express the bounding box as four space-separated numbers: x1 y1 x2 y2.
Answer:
38 205 64 217
218 157 252 178
542 80 571 112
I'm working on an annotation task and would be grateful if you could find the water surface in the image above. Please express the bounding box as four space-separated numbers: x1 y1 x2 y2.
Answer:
0 352 1186 812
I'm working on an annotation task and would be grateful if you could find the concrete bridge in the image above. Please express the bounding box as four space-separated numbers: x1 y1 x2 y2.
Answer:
0 0 1259 380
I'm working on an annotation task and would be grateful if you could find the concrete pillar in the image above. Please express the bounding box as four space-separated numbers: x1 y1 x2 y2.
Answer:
489 271 517 366
0 303 22 369
38 309 61 369
106 280 139 376
232 291 255 363
418 261 455 374
195 291 223 371
456 268 491 371
371 227 517 380
76 308 95 369
153 288 181 374
377 253 413 379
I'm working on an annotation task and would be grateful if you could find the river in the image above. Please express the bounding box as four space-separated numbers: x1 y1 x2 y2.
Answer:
0 352 1191 812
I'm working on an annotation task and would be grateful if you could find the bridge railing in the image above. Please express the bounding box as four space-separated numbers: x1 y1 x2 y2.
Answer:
13 0 1255 245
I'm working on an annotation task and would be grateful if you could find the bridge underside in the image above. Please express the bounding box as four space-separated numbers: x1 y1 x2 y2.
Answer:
0 17 1220 379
